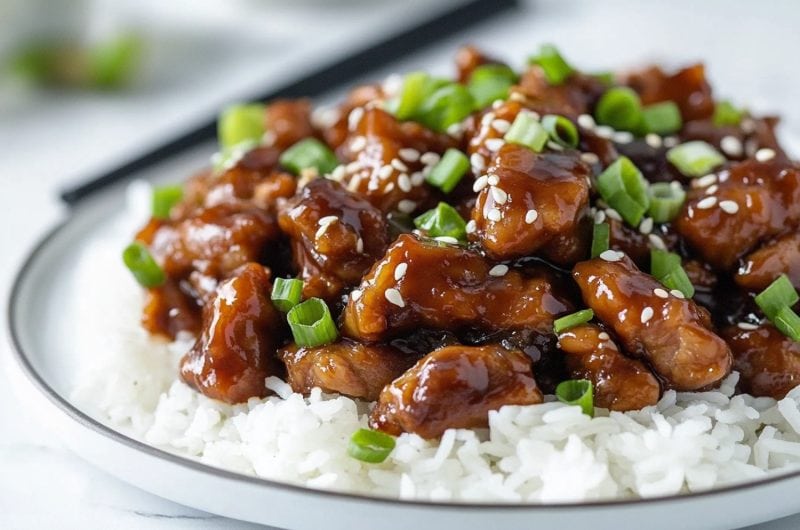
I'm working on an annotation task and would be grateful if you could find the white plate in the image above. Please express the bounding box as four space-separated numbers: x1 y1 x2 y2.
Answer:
8 143 800 530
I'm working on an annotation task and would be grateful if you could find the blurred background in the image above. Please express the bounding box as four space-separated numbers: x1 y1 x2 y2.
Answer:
1 0 799 528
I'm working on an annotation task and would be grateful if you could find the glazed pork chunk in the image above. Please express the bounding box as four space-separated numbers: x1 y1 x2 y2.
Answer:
735 233 800 292
573 254 732 390
278 178 390 300
180 263 285 403
721 325 800 399
369 344 543 438
342 234 573 343
557 323 661 411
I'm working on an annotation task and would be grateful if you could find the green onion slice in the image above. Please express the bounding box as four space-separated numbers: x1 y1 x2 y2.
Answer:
87 33 144 89
390 71 432 120
122 242 165 288
591 222 610 259
279 138 339 176
218 103 266 150
528 44 574 85
347 428 396 463
287 297 339 348
773 305 800 342
650 249 695 298
755 274 799 320
596 156 650 226
713 100 744 127
554 309 595 334
647 182 686 223
541 114 579 148
504 112 548 152
425 148 470 193
467 64 517 109
666 141 725 178
271 278 304 312
555 379 594 416
151 185 183 220
414 202 468 241
418 83 475 133
641 101 682 135
594 87 643 132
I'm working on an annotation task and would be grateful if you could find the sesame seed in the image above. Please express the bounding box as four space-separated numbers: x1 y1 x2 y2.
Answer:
329 165 346 182
473 175 489 193
434 236 459 244
490 187 508 205
398 200 417 213
420 152 440 166
639 217 654 235
600 250 624 262
398 173 412 192
378 165 394 180
487 175 500 186
580 152 600 165
509 92 526 102
398 148 420 162
345 161 362 173
489 264 509 277
367 179 380 191
705 184 719 195
577 114 595 129
653 288 669 299
525 209 539 224
692 174 718 188
446 122 463 137
595 125 614 139
648 234 667 250
492 99 504 109
492 119 511 133
347 175 363 192
350 289 362 301
594 209 606 224
348 107 364 131
605 208 622 222
720 136 743 157
741 118 756 134
411 172 425 186
670 289 685 299
485 138 505 151
394 262 408 281
384 182 395 193
755 148 776 162
718 172 729 183
262 130 277 147
598 332 610 341
391 158 409 172
663 136 679 148
645 133 663 149
350 135 367 152
640 306 654 324
356 237 364 253
470 153 486 172
547 141 564 151
696 196 718 209
719 200 739 214
384 288 405 307
613 131 634 144
487 208 502 222
466 219 477 234
318 215 338 226
311 106 341 130
481 112 496 127
737 322 759 330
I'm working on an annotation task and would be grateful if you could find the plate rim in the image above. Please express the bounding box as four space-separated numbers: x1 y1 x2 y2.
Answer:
8 213 800 512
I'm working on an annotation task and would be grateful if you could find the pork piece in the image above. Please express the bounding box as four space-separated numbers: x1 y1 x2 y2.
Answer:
339 108 456 213
141 279 202 338
369 345 543 438
573 255 732 390
180 263 284 403
470 144 591 264
278 178 390 300
321 84 385 151
265 99 316 151
735 233 800 291
681 116 788 162
674 159 800 270
279 339 414 401
514 67 605 119
721 325 800 399
557 323 660 411
342 234 573 342
624 64 714 122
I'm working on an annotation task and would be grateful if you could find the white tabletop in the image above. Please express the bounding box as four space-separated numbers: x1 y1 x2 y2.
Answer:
2 1 799 527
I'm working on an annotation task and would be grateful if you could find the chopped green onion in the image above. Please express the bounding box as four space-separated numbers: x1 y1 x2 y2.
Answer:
592 71 615 86
218 103 266 150
468 64 517 109
504 112 548 152
641 101 682 135
596 156 650 226
287 298 339 348
650 249 695 298
528 44 574 85
773 306 800 342
122 242 165 288
755 275 799 320
555 379 594 416
594 87 643 132
591 222 610 259
271 278 304 312
151 185 183 220
279 138 339 176
553 309 595 334
647 182 686 223
541 114 579 148
390 71 432 120
713 100 744 127
666 141 725 178
414 202 468 241
87 33 144 89
347 428 396 463
425 148 470 193
418 83 475 132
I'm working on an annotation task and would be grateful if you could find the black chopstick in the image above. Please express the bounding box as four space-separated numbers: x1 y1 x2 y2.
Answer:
60 0 520 206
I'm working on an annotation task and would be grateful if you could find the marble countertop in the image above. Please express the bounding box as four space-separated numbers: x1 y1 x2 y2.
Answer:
2 1 799 527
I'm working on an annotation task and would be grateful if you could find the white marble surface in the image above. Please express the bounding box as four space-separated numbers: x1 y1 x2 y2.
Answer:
1 1 800 528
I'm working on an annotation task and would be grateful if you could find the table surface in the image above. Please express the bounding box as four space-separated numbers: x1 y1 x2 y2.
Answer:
2 1 799 527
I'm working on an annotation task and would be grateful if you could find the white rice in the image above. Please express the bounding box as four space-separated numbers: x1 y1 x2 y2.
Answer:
71 181 800 502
